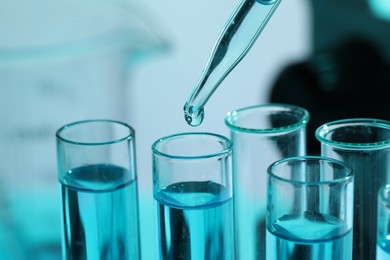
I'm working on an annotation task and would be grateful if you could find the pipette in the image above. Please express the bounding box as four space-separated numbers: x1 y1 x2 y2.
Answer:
183 0 282 126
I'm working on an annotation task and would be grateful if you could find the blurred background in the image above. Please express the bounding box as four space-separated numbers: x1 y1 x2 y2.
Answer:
0 0 389 259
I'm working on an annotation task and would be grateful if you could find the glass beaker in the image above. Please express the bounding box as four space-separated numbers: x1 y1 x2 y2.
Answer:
316 118 390 260
152 132 235 259
225 103 309 260
377 184 390 259
0 0 167 258
266 156 354 260
56 119 140 259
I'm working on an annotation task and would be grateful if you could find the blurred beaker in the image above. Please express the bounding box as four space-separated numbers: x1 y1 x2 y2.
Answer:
0 0 167 258
316 118 390 260
56 119 140 259
266 156 354 260
152 132 235 259
225 103 309 260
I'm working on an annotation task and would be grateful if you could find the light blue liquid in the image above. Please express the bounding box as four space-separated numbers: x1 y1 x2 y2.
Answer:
59 164 140 260
267 211 352 260
154 181 235 259
377 237 390 260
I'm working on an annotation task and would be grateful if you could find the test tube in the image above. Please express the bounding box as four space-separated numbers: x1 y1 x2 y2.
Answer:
267 156 354 260
225 103 309 260
316 118 390 260
56 120 141 259
152 132 235 259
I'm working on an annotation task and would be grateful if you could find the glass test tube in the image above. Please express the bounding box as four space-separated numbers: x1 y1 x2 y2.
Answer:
152 132 235 259
316 118 390 260
225 103 309 260
56 120 141 259
266 156 354 260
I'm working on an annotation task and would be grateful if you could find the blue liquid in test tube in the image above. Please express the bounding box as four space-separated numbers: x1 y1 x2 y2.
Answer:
154 181 234 259
267 212 352 260
60 164 140 259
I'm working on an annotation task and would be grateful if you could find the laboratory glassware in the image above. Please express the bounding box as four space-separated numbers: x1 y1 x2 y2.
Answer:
0 0 166 258
316 118 390 260
225 103 309 259
267 156 354 260
152 132 235 259
183 0 283 126
56 119 141 259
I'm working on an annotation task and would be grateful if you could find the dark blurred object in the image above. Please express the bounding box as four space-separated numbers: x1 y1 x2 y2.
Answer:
311 0 390 62
269 38 390 154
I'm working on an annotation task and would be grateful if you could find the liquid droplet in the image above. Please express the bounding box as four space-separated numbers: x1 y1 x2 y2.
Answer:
184 106 204 127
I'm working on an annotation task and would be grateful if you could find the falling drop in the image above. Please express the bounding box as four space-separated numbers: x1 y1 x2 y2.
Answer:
184 105 204 127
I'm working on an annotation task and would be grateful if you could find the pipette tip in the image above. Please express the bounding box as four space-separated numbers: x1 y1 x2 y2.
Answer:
184 104 204 127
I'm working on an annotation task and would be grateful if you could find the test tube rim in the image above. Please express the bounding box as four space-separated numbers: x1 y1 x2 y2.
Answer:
267 155 353 185
152 132 232 160
56 119 135 146
224 103 310 134
315 118 390 150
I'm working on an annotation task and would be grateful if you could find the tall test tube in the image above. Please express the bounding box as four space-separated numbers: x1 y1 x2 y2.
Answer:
225 103 309 259
316 118 390 260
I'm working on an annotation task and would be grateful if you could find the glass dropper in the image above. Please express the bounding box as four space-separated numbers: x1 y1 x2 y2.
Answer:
183 0 282 126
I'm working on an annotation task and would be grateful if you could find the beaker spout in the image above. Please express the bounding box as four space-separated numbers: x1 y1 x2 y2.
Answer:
183 0 282 126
